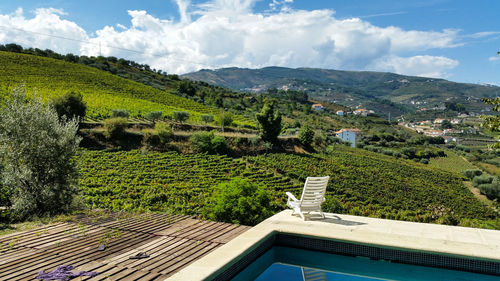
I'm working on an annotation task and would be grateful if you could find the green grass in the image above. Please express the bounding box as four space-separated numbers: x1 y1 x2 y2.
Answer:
0 51 254 126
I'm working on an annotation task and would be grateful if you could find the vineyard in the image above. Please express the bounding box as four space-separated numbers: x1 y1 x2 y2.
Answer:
245 146 499 228
77 147 499 229
77 150 300 215
0 51 254 126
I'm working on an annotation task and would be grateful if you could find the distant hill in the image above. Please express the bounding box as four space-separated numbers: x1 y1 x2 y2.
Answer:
182 66 500 117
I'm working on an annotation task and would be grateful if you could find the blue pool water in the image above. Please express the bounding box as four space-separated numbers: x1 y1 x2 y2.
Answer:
232 246 499 281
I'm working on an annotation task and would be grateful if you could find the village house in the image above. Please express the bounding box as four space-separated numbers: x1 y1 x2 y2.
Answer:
434 118 445 124
335 128 361 148
312 103 323 111
451 119 462 125
336 110 344 116
353 108 368 117
424 130 444 137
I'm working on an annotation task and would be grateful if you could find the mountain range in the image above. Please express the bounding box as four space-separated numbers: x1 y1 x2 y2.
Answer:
182 66 499 117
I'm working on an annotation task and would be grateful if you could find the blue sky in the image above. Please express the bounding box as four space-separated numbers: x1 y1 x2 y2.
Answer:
0 0 498 85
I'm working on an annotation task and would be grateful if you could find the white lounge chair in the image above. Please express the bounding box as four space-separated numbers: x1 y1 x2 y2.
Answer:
286 176 329 220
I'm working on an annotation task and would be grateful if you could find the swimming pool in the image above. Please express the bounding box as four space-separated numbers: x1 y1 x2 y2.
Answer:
232 246 500 281
211 233 500 281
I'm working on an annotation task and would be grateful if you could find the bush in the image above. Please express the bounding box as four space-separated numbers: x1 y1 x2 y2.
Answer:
0 86 80 219
472 174 494 187
201 114 214 124
463 169 483 180
155 122 173 144
203 178 272 225
190 130 228 154
220 112 233 127
298 126 314 146
478 178 500 200
103 117 128 139
52 91 86 121
173 111 189 123
112 109 129 118
145 111 163 122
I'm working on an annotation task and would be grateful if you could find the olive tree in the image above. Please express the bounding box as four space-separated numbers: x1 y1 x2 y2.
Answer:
0 86 81 219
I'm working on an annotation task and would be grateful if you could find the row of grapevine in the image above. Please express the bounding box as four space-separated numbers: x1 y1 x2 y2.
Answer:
244 146 499 228
0 52 254 126
77 150 300 215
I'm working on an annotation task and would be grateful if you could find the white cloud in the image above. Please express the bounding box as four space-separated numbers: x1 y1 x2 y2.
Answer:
369 55 459 78
0 1 464 77
0 8 87 54
489 56 500 62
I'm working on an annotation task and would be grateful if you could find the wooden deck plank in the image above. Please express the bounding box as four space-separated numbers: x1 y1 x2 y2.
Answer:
0 213 251 280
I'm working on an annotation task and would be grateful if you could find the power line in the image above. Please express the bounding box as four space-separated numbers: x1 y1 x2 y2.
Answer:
0 24 208 67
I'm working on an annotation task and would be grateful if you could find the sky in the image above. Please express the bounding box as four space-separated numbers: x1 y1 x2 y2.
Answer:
0 0 499 85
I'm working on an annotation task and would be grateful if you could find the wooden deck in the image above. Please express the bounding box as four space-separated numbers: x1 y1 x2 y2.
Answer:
0 213 251 280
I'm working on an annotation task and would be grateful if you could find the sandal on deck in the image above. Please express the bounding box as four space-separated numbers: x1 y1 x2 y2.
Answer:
129 252 149 259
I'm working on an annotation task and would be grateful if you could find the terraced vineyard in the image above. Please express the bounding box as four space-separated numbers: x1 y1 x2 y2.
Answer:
0 51 254 126
77 150 300 215
245 146 499 229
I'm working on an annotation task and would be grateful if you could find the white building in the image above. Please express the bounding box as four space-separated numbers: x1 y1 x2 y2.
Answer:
336 110 344 116
312 104 324 111
335 129 360 148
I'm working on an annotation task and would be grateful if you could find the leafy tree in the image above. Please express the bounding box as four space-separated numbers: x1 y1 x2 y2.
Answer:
173 111 190 123
112 109 129 118
303 104 312 114
482 97 500 131
256 99 282 143
154 122 173 144
201 114 214 124
190 130 228 154
103 117 128 139
298 125 315 146
52 91 87 121
441 119 453 129
177 80 196 96
145 111 163 122
0 86 81 219
220 111 233 127
203 177 272 225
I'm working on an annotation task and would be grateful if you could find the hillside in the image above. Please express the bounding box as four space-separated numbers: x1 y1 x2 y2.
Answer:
182 66 499 117
77 147 499 229
0 51 253 126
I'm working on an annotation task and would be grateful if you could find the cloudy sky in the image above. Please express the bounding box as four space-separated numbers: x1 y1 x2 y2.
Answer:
0 0 499 84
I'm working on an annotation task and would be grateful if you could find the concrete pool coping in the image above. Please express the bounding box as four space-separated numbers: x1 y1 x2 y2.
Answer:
167 210 500 280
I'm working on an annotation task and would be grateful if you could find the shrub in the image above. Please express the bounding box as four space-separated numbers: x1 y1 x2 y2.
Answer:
52 91 86 121
463 169 483 180
173 111 189 123
112 109 129 118
0 86 80 219
155 122 173 144
103 117 128 139
190 130 228 154
478 177 500 200
298 126 314 146
145 111 163 122
203 178 272 225
472 174 494 187
201 114 214 124
219 112 233 127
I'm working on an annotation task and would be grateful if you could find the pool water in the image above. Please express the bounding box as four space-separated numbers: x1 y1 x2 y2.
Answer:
232 246 499 281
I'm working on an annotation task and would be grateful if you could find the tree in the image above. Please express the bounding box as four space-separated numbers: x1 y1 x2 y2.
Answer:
173 111 189 123
440 119 453 129
256 99 282 143
52 91 87 121
203 177 272 225
103 117 128 140
482 97 500 131
201 114 214 124
0 86 81 219
145 111 163 122
112 109 129 118
177 80 196 96
298 126 315 146
190 130 228 154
